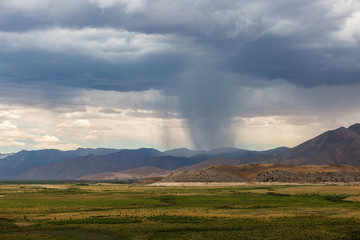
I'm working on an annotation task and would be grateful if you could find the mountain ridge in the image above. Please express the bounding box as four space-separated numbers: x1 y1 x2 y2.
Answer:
14 147 287 180
0 148 120 179
242 125 360 166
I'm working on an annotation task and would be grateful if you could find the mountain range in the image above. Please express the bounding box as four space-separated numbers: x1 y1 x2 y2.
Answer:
0 148 119 179
15 148 280 180
0 146 286 180
1 123 360 180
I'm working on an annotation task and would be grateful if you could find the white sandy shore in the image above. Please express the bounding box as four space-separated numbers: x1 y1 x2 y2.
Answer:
28 184 66 189
150 182 360 187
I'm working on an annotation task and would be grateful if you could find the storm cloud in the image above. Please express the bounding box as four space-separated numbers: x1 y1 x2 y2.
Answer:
1 0 360 150
2 0 360 89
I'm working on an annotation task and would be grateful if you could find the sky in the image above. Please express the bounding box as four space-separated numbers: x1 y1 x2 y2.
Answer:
1 0 360 153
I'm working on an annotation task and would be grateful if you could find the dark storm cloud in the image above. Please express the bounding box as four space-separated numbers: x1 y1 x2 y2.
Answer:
1 0 360 149
0 49 187 91
227 35 360 87
1 0 360 89
0 1 118 31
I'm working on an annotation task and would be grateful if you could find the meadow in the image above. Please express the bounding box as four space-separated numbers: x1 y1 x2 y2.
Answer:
1 183 360 239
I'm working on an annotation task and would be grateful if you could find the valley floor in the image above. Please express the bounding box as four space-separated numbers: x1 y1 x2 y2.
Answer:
1 183 360 239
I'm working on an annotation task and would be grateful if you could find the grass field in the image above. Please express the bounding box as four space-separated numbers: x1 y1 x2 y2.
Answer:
1 183 360 239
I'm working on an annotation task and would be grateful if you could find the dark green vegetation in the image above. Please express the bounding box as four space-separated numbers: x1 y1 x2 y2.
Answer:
1 184 360 239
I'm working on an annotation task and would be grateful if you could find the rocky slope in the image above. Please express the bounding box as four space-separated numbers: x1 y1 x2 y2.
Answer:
156 164 360 183
255 169 360 183
160 169 246 182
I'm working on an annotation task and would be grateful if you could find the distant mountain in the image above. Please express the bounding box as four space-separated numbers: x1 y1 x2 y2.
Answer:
244 124 360 165
212 149 261 160
16 150 209 180
0 143 288 180
162 147 289 160
176 158 242 171
198 147 289 161
69 148 121 157
162 147 243 158
133 148 163 157
259 147 290 154
173 149 290 174
162 148 198 158
349 123 360 135
16 146 289 180
0 153 13 159
0 148 119 179
206 147 243 155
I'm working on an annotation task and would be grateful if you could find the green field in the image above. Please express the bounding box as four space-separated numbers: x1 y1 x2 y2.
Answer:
1 183 360 239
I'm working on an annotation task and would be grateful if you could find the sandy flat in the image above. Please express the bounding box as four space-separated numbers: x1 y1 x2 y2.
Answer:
150 181 359 187
29 184 66 189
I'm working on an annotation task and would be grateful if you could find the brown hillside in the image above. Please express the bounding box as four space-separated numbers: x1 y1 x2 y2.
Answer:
208 164 360 181
244 126 360 165
274 127 360 165
158 164 360 183
160 169 246 182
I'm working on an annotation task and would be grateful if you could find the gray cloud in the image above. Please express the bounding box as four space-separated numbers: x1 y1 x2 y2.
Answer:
0 49 187 91
99 108 122 114
1 0 360 149
1 0 360 89
226 35 360 87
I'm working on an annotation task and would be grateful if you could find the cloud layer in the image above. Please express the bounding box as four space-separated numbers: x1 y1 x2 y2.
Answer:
1 0 360 151
2 0 360 90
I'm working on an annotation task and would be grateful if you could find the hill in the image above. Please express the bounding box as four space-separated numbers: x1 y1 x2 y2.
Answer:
242 124 360 165
157 164 360 184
